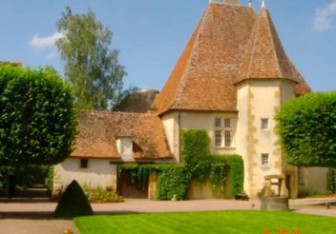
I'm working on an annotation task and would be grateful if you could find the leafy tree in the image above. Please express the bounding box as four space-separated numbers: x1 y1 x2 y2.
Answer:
0 64 77 166
275 91 336 167
56 7 127 110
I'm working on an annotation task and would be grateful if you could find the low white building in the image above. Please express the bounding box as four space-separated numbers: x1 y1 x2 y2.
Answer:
53 112 172 196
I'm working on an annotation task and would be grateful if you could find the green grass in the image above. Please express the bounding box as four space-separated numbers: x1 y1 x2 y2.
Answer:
75 211 336 234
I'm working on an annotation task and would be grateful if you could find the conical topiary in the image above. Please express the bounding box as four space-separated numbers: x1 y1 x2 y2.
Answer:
54 180 93 218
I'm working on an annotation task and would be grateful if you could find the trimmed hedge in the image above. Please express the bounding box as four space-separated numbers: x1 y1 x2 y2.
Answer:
276 91 336 166
54 180 93 218
0 64 77 166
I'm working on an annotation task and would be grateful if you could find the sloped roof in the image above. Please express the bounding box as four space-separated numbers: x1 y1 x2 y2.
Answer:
72 111 171 160
236 8 310 93
152 2 310 115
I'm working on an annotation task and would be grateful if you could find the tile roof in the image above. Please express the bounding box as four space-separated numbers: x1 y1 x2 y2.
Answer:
236 8 311 95
72 111 172 160
152 2 310 115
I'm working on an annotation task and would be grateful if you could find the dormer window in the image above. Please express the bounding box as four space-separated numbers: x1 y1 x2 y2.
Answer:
116 137 133 159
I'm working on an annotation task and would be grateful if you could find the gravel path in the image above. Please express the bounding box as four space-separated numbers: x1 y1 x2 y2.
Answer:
0 197 335 234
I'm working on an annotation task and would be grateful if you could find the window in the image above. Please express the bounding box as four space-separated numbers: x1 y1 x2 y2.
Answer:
215 130 222 147
214 117 235 148
215 118 222 127
261 118 269 130
261 154 269 166
224 131 231 147
224 118 231 128
80 159 88 169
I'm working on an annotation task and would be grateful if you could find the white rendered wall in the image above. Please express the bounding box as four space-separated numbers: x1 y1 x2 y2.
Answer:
161 112 179 162
161 111 238 158
53 158 117 194
180 111 238 155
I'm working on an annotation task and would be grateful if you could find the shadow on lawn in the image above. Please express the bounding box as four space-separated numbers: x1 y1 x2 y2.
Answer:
93 211 141 216
0 211 56 220
0 205 141 220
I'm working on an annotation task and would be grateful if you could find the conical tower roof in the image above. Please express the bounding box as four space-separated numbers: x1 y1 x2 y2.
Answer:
153 2 256 115
152 2 310 115
235 7 311 95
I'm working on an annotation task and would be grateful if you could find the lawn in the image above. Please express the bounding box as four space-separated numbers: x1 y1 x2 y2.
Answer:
75 211 336 234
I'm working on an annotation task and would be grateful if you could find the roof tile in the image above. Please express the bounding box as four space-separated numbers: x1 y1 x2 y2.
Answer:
153 3 310 114
72 111 171 160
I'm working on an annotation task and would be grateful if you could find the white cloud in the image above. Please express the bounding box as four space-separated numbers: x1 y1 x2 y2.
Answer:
313 1 336 31
29 32 64 49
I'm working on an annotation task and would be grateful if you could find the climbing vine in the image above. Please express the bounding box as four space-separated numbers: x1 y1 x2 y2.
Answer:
118 164 158 190
156 165 190 200
118 130 244 200
221 155 244 196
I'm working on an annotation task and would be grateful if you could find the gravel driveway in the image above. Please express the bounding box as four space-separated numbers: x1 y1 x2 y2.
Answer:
0 198 335 234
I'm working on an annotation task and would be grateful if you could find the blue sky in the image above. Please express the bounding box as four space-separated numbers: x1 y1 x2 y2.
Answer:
0 0 336 92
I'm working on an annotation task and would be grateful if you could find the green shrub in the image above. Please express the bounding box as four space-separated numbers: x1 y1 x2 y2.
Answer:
84 186 123 203
54 180 93 218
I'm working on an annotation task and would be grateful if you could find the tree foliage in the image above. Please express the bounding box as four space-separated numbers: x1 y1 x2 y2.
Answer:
0 64 77 166
275 91 336 167
56 7 127 110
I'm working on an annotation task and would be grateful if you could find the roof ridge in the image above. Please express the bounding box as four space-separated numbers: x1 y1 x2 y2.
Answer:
152 13 203 114
262 8 284 79
171 13 206 110
153 3 258 113
245 11 260 79
83 110 155 117
235 6 301 84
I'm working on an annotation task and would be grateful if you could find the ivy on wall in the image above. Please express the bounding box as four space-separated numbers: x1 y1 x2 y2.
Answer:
222 155 244 196
156 166 190 200
118 129 244 200
118 164 156 190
